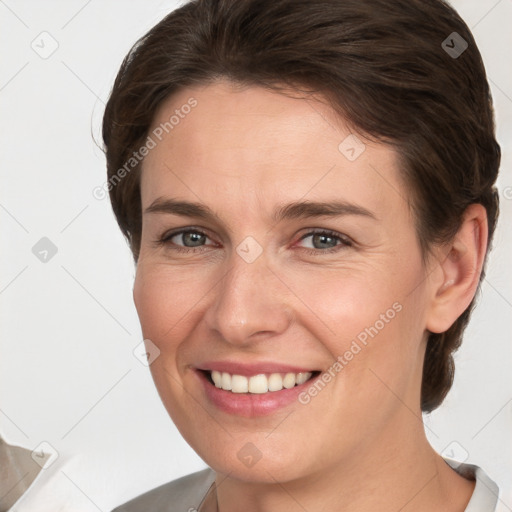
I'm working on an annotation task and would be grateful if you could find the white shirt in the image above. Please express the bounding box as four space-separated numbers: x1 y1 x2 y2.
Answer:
1 434 500 512
445 458 500 512
1 437 102 512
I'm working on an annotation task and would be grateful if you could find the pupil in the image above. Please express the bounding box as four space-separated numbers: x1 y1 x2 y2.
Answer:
184 232 205 247
313 234 336 249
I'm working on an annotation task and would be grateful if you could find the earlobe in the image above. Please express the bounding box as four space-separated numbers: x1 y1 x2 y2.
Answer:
426 204 488 334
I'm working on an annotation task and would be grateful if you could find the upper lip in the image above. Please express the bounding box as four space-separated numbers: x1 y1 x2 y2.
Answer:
195 361 318 376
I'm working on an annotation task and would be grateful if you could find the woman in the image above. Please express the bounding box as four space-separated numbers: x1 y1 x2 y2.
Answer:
103 0 501 510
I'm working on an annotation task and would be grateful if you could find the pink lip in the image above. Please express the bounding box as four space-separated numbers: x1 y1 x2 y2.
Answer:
194 367 320 418
196 360 316 376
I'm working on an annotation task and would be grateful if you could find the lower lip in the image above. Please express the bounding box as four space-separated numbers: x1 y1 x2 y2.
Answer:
195 370 319 417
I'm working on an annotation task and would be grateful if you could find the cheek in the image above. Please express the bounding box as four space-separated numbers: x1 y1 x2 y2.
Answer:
283 264 403 347
133 263 210 341
132 265 207 415
285 260 426 392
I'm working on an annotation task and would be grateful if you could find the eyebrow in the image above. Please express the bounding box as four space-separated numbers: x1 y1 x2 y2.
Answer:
144 198 377 223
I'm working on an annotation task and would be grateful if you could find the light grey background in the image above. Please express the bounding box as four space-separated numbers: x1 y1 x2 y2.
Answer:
1 0 510 510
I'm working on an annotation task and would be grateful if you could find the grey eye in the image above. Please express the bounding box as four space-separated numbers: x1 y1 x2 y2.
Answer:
174 231 207 247
311 233 338 249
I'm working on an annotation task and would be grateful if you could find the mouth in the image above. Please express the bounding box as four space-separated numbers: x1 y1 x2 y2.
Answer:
194 361 323 416
200 369 321 394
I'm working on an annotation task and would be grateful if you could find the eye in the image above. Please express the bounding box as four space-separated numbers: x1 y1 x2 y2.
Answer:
154 227 352 256
155 228 216 253
296 229 353 255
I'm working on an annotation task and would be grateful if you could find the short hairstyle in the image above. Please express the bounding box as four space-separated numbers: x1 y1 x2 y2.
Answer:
102 0 500 412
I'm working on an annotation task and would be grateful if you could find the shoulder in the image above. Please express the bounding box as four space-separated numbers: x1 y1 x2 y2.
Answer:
111 468 216 512
444 459 500 512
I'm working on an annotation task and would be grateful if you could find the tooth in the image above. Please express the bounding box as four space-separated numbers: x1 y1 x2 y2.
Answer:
231 374 249 393
221 372 232 391
283 373 296 389
210 370 313 393
211 370 222 388
296 372 311 385
268 373 284 392
248 374 268 394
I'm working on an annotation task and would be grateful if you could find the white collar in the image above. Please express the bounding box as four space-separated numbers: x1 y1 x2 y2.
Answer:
444 458 500 512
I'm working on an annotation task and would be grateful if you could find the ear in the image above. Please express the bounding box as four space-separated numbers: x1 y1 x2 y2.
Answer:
425 204 488 334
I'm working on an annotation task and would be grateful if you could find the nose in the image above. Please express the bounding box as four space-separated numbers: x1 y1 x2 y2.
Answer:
203 250 293 346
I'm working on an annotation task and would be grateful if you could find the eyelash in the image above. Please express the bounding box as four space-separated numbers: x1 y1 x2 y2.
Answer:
155 227 353 256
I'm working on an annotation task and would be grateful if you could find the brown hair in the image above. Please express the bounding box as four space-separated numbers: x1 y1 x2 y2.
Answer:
102 0 500 412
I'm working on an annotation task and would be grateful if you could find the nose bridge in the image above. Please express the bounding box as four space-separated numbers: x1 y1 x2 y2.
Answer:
204 249 292 345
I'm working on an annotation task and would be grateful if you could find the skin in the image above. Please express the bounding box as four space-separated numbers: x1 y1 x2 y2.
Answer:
133 79 487 511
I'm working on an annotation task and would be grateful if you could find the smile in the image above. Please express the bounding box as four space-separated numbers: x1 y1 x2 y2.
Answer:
194 362 322 416
208 370 316 394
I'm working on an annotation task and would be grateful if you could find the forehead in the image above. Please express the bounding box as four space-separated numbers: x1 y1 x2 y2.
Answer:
140 80 408 222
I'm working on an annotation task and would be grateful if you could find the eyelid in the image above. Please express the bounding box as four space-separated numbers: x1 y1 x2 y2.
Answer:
162 227 212 242
155 226 217 251
297 228 351 243
294 228 353 252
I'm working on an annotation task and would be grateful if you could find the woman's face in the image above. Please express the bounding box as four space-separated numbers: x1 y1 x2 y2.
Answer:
134 80 437 482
